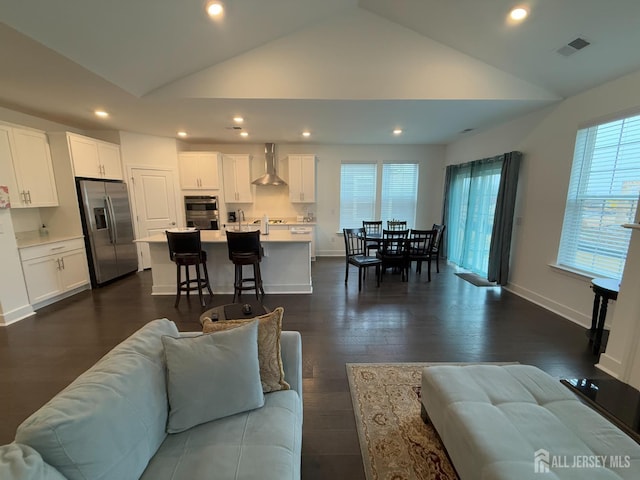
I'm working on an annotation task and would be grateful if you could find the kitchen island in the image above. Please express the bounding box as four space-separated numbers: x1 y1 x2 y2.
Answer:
136 229 312 296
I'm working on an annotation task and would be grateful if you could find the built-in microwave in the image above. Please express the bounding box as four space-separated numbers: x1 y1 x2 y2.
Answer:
184 195 219 230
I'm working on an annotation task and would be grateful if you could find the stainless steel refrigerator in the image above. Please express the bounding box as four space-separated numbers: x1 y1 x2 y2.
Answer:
77 179 138 287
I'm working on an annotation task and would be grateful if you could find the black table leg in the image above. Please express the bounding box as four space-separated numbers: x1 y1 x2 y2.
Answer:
593 297 609 355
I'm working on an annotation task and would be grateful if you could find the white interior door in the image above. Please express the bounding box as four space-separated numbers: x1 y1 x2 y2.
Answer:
130 167 179 269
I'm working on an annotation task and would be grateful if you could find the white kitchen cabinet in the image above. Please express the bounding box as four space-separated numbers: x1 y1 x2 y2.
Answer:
68 133 123 180
178 152 220 189
288 154 316 203
0 125 59 207
20 238 90 307
222 154 253 203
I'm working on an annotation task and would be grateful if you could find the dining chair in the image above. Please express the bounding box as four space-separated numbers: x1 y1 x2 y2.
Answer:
376 229 409 282
407 229 437 281
430 224 446 273
343 228 382 291
362 220 383 255
387 220 408 231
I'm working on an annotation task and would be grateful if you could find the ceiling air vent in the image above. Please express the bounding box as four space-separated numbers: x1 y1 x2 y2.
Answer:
225 126 243 130
556 37 591 57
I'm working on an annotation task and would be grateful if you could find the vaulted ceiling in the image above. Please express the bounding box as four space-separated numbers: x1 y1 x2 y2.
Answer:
1 0 640 144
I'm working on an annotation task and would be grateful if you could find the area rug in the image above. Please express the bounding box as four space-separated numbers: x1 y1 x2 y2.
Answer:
346 363 459 480
454 272 497 287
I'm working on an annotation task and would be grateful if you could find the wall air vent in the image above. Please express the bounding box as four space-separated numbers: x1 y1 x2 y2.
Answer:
557 37 591 57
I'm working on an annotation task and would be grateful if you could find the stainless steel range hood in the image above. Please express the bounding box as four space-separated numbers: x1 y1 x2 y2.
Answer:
252 143 287 186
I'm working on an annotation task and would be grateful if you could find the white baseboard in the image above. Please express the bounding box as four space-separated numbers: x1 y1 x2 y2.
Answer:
0 304 35 326
596 353 623 378
504 282 591 328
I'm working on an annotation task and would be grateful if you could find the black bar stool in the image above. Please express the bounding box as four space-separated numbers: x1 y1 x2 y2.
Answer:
226 230 265 303
166 230 213 307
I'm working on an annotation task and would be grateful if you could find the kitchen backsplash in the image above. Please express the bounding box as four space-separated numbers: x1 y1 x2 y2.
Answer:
10 208 43 233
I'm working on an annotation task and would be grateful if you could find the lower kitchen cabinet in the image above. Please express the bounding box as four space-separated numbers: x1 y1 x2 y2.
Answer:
19 238 90 307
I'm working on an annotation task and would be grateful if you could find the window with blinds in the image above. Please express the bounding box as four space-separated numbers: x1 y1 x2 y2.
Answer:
557 113 640 280
339 163 376 230
381 163 418 228
339 162 419 231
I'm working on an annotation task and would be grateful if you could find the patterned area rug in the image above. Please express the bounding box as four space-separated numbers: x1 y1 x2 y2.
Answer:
346 363 459 480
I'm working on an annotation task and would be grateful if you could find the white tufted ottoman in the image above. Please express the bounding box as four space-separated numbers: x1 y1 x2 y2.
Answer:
421 364 640 479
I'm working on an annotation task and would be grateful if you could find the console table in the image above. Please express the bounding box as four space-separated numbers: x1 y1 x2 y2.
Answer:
589 278 619 355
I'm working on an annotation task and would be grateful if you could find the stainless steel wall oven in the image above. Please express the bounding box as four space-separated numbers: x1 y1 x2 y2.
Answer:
185 195 219 230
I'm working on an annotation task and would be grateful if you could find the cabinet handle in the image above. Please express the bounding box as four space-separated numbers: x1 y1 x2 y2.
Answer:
51 246 65 251
61 257 65 270
198 178 201 187
27 191 32 204
20 191 26 203
56 258 61 270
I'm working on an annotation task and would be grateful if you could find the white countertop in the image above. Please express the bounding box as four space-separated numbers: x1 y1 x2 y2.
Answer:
137 229 312 244
222 218 316 227
16 231 84 249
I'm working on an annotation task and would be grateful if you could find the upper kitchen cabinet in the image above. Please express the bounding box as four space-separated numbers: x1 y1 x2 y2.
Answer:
178 152 220 190
67 132 123 180
0 124 59 208
288 154 316 203
222 154 253 203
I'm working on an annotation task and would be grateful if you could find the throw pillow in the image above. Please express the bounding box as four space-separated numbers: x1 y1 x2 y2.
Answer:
162 320 264 434
202 306 290 393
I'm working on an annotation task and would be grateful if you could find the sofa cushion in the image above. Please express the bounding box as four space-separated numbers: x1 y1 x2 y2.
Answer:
15 318 179 480
0 443 66 480
163 320 264 433
140 389 302 480
202 307 290 392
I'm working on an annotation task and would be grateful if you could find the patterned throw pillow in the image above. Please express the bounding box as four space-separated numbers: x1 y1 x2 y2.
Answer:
202 306 290 393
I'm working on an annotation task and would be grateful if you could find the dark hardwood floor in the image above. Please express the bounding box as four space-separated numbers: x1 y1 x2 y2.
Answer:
0 258 607 479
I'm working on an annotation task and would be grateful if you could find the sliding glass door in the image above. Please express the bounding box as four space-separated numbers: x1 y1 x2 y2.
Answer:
447 160 502 276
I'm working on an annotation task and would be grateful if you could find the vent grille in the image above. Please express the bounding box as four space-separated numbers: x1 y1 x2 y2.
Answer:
557 37 591 57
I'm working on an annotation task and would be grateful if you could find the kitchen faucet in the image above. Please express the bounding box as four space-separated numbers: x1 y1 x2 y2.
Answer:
237 209 245 231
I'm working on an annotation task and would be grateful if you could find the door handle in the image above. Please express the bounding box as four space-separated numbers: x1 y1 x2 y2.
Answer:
105 195 119 243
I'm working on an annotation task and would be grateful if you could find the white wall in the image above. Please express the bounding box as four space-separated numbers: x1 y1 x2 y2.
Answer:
193 143 446 255
445 69 640 332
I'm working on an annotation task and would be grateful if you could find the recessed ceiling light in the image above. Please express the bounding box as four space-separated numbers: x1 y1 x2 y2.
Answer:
393 129 402 135
206 1 224 17
94 110 109 118
509 7 528 21
233 116 244 123
177 131 187 137
302 131 311 137
240 132 249 137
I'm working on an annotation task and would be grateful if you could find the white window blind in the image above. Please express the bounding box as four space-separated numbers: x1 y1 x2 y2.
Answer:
558 113 640 279
381 163 419 228
339 163 376 230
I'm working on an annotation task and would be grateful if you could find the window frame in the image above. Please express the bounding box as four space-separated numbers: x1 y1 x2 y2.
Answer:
339 161 419 231
557 112 640 280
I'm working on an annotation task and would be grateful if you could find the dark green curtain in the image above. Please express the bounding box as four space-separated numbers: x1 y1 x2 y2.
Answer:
487 151 522 285
440 164 455 259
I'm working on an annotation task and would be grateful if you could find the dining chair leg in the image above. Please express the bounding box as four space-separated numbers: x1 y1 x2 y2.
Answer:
416 260 422 274
427 258 432 282
376 265 381 287
345 260 349 284
358 267 363 291
436 254 440 273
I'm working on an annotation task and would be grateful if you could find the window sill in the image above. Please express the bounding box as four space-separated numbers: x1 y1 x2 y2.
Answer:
548 263 598 282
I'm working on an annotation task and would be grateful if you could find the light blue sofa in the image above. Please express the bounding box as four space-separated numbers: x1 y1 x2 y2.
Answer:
1 319 303 480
